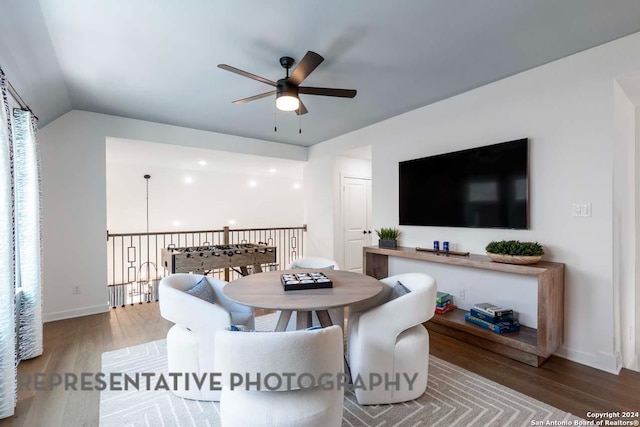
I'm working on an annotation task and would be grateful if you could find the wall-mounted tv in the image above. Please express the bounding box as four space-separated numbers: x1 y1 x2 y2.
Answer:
399 139 528 229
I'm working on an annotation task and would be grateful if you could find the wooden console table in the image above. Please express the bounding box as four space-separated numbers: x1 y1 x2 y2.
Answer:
363 246 565 367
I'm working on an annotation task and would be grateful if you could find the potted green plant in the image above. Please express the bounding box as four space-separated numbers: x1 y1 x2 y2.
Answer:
485 240 544 265
376 228 401 249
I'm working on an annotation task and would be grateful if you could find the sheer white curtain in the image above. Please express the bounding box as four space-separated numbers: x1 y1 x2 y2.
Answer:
0 67 43 419
0 67 17 419
13 108 43 360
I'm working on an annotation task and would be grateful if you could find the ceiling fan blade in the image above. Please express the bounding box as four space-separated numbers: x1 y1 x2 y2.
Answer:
295 100 308 116
232 91 276 104
298 87 357 98
217 64 277 87
288 51 324 86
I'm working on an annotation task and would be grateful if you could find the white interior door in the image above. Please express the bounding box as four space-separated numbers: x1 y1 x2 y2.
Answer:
342 177 372 273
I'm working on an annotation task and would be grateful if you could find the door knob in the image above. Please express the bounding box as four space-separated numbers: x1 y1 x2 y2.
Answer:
362 231 367 234
367 230 372 234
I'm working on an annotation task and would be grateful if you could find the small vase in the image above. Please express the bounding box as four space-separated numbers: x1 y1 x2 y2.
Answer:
378 239 398 249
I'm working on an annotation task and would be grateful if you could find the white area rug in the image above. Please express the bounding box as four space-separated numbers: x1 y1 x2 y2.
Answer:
99 314 582 427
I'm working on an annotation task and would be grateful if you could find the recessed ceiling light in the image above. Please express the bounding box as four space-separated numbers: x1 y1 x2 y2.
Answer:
172 220 181 227
248 180 257 187
293 183 302 189
269 168 277 174
198 160 207 166
228 219 236 225
184 176 193 184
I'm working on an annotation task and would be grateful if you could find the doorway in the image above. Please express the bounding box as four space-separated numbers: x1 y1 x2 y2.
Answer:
341 176 372 273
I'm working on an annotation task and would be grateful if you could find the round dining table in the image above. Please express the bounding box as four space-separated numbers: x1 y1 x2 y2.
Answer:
223 269 384 331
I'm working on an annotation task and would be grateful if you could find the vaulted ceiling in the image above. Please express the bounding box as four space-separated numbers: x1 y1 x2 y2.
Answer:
2 0 640 146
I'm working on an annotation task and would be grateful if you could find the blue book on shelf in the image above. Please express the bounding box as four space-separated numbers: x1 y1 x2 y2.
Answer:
436 292 451 304
464 313 520 334
470 308 515 324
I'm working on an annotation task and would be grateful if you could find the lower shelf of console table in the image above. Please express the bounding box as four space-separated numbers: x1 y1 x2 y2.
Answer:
426 309 543 366
363 245 565 367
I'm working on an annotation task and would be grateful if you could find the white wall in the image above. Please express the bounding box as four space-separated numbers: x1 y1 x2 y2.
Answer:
39 111 307 321
305 32 640 373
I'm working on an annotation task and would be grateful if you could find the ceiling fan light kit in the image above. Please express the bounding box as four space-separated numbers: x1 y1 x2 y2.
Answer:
218 51 357 119
275 95 299 112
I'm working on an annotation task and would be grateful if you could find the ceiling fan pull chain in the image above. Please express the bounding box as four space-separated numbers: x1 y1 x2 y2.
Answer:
274 109 277 132
299 107 302 134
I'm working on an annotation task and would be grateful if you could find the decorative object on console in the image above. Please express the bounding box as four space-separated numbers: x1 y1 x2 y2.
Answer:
485 240 544 265
376 227 401 248
416 246 470 256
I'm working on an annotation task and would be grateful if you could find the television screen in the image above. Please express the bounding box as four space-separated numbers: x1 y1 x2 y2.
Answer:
399 139 528 229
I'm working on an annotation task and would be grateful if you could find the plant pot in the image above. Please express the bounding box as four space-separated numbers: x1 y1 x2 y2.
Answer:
378 239 398 249
486 253 542 265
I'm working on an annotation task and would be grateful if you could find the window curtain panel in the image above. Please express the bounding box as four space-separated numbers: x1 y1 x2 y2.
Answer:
0 67 17 419
13 108 42 360
0 66 43 419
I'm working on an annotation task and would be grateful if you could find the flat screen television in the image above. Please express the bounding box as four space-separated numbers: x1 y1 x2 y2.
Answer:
399 138 528 229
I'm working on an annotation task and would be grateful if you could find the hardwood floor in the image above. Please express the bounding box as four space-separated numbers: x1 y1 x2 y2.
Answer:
1 303 638 426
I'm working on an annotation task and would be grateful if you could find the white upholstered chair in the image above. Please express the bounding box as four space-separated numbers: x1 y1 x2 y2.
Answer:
347 272 437 404
215 325 344 427
284 257 344 329
159 273 254 401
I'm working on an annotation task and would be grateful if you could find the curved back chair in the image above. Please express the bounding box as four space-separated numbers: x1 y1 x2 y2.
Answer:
347 272 437 404
159 273 254 401
215 326 344 427
284 257 344 329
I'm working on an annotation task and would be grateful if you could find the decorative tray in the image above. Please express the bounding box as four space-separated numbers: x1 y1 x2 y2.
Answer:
281 272 333 291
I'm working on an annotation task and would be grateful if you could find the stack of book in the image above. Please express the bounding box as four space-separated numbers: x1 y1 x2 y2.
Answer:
435 292 456 314
464 302 520 334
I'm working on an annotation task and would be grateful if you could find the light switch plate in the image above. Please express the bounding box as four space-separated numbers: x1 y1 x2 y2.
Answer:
572 203 592 217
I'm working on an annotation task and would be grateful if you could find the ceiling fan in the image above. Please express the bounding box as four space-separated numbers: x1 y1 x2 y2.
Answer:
217 51 357 115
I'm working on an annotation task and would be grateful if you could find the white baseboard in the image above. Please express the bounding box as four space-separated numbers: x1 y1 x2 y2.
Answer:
43 304 110 322
554 346 619 374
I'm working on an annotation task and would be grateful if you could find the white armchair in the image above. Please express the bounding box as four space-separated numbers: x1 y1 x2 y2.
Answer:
215 326 344 427
283 257 344 329
159 273 254 401
347 273 437 405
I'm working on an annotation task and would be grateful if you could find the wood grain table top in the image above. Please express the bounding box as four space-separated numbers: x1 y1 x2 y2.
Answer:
223 269 384 311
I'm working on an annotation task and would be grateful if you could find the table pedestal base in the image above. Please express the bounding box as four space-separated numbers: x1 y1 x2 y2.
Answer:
275 309 334 331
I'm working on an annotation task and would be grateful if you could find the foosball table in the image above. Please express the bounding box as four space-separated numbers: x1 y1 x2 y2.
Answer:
161 243 277 276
